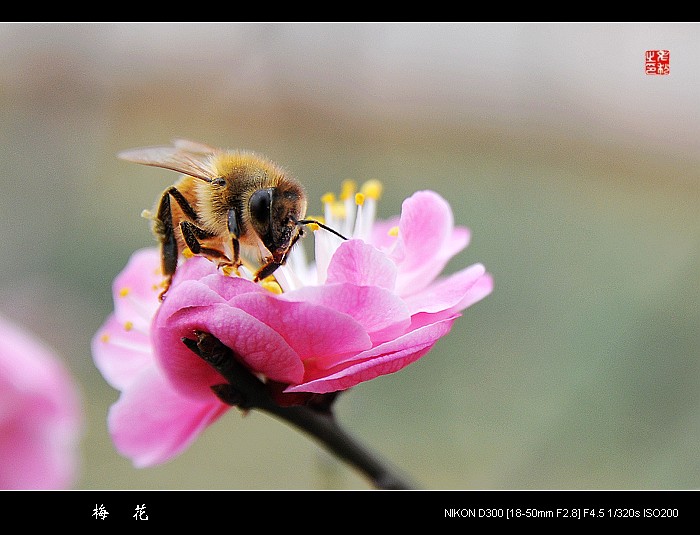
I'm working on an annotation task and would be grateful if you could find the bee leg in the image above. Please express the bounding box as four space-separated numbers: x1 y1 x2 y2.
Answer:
253 232 302 282
227 208 242 274
155 193 177 273
180 221 231 266
153 186 202 299
254 260 282 282
164 186 199 221
153 190 180 298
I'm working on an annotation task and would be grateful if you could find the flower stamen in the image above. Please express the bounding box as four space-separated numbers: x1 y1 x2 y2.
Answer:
361 179 382 200
339 179 357 201
353 192 365 239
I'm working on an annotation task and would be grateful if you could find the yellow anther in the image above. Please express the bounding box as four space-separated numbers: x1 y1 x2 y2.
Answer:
321 192 336 205
355 192 365 206
361 179 383 200
100 333 110 343
340 179 357 201
124 321 134 332
388 225 399 237
329 202 347 218
182 247 194 259
260 278 283 294
118 287 130 298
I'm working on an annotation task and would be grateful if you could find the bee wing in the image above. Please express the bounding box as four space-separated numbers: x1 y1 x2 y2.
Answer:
118 143 220 182
171 138 219 154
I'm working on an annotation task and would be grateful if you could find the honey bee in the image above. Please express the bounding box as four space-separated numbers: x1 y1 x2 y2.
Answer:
119 139 344 298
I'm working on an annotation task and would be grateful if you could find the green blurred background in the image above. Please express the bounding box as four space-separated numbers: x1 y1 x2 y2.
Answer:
1 23 698 490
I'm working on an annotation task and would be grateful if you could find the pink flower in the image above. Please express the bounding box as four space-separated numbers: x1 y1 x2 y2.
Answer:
93 186 493 466
92 248 230 467
0 315 82 489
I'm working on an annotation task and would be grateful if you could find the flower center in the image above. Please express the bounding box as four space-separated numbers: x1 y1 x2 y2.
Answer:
270 179 384 294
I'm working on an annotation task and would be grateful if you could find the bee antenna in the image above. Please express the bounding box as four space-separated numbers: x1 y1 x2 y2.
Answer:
297 219 348 241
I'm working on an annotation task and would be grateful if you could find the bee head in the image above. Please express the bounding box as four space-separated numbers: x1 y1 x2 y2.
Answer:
249 185 306 260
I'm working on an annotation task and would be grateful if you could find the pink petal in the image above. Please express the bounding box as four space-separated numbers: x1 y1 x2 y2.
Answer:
388 191 471 296
161 259 266 312
173 253 225 282
153 304 305 399
108 367 228 467
283 283 411 346
205 273 267 302
0 316 82 489
111 248 164 325
392 224 470 297
157 278 229 312
0 402 79 489
402 263 490 315
186 257 267 302
389 191 455 268
369 216 400 251
289 346 435 394
91 315 152 390
287 315 457 393
231 292 372 363
456 272 494 310
325 239 397 291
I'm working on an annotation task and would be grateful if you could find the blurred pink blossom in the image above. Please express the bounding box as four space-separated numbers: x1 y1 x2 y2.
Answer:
0 315 82 489
93 188 493 466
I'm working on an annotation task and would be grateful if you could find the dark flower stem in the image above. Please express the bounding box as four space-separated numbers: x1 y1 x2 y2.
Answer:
183 332 416 490
260 401 413 490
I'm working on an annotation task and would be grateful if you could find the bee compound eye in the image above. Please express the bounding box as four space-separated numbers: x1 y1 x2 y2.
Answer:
249 189 272 224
